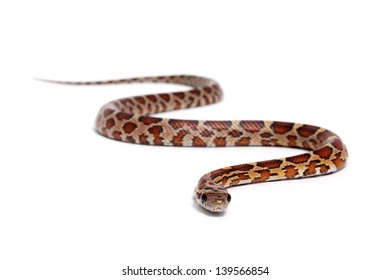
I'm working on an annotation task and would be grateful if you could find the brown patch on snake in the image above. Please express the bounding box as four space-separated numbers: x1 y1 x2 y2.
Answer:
260 132 272 138
173 92 185 99
258 159 283 169
202 94 211 104
134 96 146 105
270 122 294 134
203 86 212 93
106 118 115 129
123 122 137 133
330 138 343 150
233 164 255 172
208 168 235 182
297 125 319 137
212 84 221 91
239 121 264 133
319 164 330 173
172 130 187 146
253 170 271 182
201 130 214 137
139 134 149 145
317 130 334 142
126 136 135 143
112 131 122 140
284 165 299 178
229 174 248 186
160 101 167 111
174 100 181 110
138 116 162 125
116 112 133 120
287 135 298 147
193 137 207 147
235 137 251 146
148 126 163 145
146 95 157 102
286 153 311 164
332 152 346 169
187 97 195 107
309 139 318 147
119 98 134 107
146 103 153 114
214 137 226 147
302 141 311 149
229 130 242 138
261 139 273 146
168 119 199 130
160 94 170 102
190 89 201 96
103 108 115 117
205 121 232 131
314 146 333 159
303 160 320 176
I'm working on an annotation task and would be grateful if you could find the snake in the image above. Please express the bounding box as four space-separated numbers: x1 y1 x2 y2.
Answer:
43 75 348 212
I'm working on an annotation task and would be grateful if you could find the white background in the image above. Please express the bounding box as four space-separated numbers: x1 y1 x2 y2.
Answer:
1 1 389 279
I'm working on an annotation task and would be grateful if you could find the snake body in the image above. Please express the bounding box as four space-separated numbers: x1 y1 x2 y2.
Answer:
46 75 348 212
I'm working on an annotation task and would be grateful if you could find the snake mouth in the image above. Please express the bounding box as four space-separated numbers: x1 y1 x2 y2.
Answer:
208 199 229 212
212 206 227 212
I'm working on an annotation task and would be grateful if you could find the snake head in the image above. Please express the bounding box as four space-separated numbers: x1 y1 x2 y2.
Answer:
195 179 231 212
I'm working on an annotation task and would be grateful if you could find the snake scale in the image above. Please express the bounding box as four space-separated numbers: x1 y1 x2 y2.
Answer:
44 75 348 212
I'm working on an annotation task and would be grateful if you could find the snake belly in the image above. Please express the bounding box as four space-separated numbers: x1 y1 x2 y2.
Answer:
44 75 348 212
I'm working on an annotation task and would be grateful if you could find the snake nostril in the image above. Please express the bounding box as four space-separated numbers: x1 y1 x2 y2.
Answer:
201 193 208 202
227 194 231 203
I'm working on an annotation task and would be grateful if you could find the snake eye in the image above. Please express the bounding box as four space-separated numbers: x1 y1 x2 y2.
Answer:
201 193 208 202
227 194 231 203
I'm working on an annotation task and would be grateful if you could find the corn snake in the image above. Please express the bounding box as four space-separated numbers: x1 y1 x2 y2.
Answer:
43 75 348 212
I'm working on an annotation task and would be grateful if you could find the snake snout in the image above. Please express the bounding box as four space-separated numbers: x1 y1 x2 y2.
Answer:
207 193 231 212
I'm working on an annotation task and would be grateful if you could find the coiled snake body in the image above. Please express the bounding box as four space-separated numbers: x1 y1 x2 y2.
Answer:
45 75 348 212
